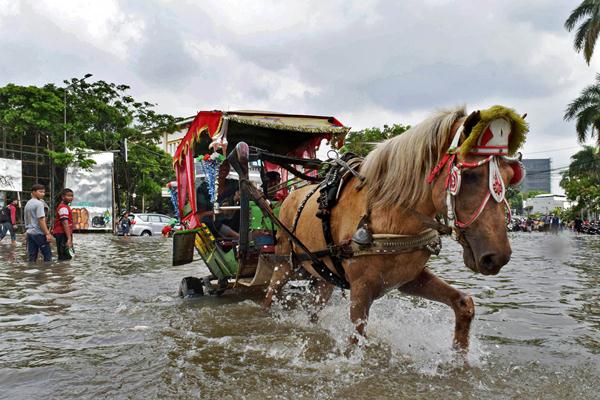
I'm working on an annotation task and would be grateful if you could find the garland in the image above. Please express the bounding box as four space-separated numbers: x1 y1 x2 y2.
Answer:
196 153 226 203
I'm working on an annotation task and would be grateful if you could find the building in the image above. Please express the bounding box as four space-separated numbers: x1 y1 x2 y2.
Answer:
157 116 194 156
521 158 551 193
524 194 572 215
0 132 56 213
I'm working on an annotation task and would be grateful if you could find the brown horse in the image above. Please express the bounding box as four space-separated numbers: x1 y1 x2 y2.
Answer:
262 105 527 352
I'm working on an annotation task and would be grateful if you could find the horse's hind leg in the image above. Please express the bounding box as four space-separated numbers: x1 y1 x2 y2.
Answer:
398 267 475 351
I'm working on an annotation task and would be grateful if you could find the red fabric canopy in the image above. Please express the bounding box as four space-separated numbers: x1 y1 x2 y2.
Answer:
173 111 223 165
174 111 223 228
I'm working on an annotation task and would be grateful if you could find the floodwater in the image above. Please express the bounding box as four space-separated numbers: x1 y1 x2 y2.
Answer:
0 232 598 400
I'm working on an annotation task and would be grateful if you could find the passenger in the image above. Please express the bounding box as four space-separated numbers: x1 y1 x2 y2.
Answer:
196 166 239 240
265 171 285 201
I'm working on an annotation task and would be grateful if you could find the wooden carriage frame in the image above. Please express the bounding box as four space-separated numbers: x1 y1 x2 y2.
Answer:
171 110 349 296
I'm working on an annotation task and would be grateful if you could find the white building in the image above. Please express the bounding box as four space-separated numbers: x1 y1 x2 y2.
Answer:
524 194 572 215
157 116 194 156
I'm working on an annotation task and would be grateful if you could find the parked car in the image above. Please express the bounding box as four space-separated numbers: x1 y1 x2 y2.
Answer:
129 213 173 236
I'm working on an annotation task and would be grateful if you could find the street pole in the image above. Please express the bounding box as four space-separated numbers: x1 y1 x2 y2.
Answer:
63 89 67 146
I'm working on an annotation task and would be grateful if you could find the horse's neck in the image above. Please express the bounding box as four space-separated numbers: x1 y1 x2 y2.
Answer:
370 191 437 235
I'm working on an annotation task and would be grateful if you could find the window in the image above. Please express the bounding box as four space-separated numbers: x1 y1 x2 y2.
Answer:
148 215 161 222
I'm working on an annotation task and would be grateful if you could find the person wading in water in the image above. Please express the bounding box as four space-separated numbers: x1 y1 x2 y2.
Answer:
24 184 52 262
0 198 18 245
53 188 74 261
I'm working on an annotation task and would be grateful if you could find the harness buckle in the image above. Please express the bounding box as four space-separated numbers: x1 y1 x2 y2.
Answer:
425 237 442 255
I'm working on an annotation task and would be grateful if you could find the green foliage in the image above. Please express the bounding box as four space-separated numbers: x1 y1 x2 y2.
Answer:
560 146 600 213
0 83 64 140
523 190 546 200
506 186 524 213
341 123 410 157
565 0 600 64
564 74 600 144
122 141 174 201
0 77 180 212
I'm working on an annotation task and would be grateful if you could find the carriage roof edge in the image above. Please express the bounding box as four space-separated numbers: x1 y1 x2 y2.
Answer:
172 110 350 165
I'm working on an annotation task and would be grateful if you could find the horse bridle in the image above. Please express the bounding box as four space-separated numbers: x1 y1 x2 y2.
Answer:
427 122 524 239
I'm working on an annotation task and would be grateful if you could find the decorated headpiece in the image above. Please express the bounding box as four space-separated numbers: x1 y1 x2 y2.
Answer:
460 105 528 157
427 105 529 234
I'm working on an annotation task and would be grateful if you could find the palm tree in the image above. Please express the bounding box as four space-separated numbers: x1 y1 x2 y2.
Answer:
567 146 600 177
565 0 600 64
564 74 600 144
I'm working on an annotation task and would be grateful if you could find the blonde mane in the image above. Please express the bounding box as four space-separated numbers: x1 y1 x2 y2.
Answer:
361 106 466 211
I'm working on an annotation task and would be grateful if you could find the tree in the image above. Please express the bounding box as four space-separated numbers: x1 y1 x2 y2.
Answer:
117 141 174 212
341 123 410 157
564 74 600 145
560 146 600 214
506 186 524 214
565 0 600 64
0 78 180 212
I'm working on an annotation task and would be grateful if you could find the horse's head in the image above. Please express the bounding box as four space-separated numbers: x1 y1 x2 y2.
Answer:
429 106 528 275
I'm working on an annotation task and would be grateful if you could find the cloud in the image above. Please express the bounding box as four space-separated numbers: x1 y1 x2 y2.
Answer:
0 0 597 193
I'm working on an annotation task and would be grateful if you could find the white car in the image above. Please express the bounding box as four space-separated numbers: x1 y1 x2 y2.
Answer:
130 213 173 236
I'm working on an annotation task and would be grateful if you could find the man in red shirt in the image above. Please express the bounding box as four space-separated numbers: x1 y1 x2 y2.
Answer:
0 198 18 245
53 188 74 261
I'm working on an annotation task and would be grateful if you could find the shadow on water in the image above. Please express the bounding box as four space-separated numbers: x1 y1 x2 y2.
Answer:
1 232 599 399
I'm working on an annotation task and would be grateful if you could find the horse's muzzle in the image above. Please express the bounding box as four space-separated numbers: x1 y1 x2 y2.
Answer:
478 252 510 275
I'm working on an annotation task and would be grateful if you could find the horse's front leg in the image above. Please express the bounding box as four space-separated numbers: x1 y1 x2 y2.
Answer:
349 280 376 344
398 267 475 351
262 260 293 311
309 279 334 323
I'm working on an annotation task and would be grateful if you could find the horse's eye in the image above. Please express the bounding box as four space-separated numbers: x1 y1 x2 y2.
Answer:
462 171 479 184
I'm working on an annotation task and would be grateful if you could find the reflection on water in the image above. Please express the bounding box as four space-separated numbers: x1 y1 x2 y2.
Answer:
0 233 599 399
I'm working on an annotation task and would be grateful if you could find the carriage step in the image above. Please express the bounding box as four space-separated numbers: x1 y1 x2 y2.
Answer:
236 254 277 286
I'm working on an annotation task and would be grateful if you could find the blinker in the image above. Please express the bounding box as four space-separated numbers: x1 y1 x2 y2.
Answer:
352 226 373 246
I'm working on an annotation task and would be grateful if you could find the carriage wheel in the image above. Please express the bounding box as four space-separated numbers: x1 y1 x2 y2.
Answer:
201 277 229 296
178 276 205 297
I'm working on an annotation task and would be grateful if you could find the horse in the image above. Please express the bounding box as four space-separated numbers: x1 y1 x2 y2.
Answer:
262 105 528 352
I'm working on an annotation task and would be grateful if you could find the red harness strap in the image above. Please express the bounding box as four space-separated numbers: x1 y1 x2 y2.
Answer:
426 153 454 184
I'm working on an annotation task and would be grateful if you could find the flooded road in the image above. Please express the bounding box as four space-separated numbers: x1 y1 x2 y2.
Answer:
1 232 599 399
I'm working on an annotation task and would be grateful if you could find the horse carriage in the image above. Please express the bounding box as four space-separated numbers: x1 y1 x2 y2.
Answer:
172 110 349 296
172 105 529 352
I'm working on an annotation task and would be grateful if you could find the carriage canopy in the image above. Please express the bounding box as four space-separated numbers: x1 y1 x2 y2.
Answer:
173 110 349 228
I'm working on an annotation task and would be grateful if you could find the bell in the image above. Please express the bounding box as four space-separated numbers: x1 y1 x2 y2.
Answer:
352 225 373 246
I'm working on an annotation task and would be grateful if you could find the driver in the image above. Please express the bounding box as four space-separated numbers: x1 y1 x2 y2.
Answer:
265 170 285 201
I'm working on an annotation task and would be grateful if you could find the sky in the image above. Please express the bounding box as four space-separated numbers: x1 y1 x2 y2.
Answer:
0 0 597 193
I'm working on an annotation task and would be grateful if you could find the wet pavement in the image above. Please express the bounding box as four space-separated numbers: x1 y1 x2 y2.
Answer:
0 232 599 399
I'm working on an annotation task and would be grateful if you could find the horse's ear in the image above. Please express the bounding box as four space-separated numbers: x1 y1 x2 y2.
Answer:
463 110 481 137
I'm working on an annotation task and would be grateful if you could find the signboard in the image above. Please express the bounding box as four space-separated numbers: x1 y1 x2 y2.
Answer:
65 152 114 231
0 158 22 192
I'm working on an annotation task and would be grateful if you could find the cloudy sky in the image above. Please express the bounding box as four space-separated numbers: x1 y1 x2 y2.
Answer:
0 0 597 192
